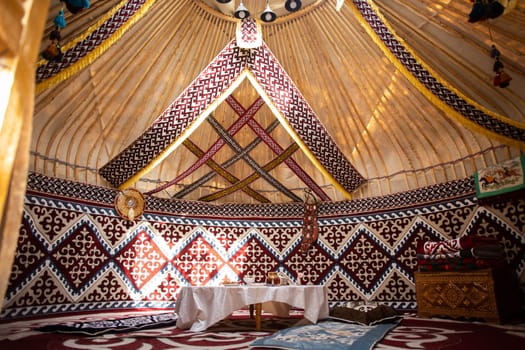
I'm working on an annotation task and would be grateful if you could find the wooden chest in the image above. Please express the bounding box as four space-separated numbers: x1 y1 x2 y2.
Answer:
415 268 521 323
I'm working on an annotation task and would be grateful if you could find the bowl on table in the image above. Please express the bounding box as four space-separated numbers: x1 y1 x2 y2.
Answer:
244 276 256 285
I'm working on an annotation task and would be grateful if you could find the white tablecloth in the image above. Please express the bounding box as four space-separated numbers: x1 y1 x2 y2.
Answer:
175 285 329 331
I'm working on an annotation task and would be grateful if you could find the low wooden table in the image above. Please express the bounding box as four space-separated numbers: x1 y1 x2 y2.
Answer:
415 267 521 323
175 285 329 331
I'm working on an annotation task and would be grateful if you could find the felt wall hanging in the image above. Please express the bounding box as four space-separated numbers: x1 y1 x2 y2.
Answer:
4 174 524 320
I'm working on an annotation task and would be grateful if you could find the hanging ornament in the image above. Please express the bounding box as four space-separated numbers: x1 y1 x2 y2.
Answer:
467 0 516 23
114 188 145 221
490 44 512 88
42 29 63 61
299 189 319 253
54 8 66 29
62 0 91 14
42 8 66 61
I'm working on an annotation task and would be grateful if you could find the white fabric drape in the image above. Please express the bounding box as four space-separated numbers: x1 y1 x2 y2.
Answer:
175 285 329 331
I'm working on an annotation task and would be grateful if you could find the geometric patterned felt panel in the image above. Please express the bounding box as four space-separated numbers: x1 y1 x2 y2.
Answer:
2 175 524 319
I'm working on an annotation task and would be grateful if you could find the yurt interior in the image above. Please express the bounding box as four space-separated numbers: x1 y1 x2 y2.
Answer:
1 0 525 349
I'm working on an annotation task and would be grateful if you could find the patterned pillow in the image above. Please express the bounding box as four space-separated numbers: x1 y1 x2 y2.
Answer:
328 304 400 326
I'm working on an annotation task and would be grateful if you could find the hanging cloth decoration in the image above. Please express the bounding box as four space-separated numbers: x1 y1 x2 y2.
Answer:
236 17 262 49
299 190 319 253
115 188 145 221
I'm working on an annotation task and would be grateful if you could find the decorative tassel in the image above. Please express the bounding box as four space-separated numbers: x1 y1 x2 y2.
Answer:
42 41 63 61
489 44 500 59
490 45 511 88
495 70 512 88
43 9 65 62
128 207 135 221
42 28 63 61
493 58 504 72
53 8 66 29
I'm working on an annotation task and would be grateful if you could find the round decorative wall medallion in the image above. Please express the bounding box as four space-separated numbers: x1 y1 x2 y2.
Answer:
114 188 145 221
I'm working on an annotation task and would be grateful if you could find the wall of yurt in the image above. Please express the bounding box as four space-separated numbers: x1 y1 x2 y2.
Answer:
1 173 523 319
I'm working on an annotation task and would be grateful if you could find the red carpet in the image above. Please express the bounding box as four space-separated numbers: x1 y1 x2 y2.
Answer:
377 316 525 350
1 312 524 349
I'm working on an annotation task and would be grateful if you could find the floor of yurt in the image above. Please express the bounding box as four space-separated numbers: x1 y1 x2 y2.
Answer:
1 308 524 349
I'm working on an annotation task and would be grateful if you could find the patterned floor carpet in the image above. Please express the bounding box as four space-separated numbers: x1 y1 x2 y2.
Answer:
1 310 524 349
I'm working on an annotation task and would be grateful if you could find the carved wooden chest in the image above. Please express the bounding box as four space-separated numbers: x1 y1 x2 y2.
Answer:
415 267 521 323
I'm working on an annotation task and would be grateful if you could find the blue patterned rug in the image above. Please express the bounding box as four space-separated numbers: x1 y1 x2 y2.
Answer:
37 312 178 335
250 320 400 350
